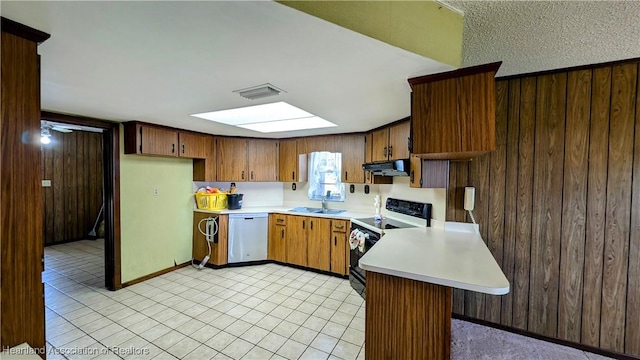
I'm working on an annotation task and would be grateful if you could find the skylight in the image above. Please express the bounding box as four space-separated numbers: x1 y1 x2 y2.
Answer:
191 102 337 133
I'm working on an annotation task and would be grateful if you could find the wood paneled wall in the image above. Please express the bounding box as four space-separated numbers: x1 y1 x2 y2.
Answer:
447 60 640 357
1 28 47 353
41 130 104 245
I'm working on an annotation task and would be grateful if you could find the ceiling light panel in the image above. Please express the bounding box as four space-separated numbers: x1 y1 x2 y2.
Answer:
192 102 313 125
238 116 337 133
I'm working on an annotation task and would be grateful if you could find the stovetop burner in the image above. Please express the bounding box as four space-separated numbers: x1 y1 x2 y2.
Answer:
353 217 418 230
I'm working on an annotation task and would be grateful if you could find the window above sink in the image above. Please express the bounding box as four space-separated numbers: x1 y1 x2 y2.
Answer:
308 151 345 202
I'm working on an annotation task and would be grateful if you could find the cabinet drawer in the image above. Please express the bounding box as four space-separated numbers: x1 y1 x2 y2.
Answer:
332 220 348 232
273 214 287 226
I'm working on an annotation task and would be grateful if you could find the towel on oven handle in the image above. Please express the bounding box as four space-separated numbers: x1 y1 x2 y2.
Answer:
349 229 367 252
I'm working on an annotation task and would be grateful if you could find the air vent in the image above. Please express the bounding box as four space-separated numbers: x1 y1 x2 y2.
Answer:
234 83 286 100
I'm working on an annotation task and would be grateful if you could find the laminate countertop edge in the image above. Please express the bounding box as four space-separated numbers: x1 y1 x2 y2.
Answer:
358 226 510 295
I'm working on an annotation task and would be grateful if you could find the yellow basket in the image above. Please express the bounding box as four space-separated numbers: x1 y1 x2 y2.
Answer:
195 193 228 210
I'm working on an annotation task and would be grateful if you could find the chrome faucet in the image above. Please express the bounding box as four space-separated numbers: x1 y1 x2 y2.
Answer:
322 191 331 212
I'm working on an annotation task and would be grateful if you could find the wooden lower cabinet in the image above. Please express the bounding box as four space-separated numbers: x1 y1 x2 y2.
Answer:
268 214 287 262
307 218 332 272
330 220 349 275
193 212 228 266
267 214 349 275
287 215 308 267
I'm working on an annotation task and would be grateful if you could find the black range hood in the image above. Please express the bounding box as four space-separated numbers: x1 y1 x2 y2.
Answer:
362 159 410 176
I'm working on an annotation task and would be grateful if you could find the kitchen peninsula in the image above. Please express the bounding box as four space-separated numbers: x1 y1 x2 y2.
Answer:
359 225 509 359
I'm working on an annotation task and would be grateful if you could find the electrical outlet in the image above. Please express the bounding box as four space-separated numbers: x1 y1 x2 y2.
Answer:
153 188 159 196
42 180 52 187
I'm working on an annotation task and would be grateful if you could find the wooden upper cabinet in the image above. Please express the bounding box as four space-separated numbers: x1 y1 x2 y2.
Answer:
216 137 248 181
279 139 307 182
178 132 209 159
388 121 410 160
409 62 501 160
217 137 278 182
370 120 410 162
306 135 338 153
248 139 278 181
124 122 179 157
340 134 365 184
371 128 389 162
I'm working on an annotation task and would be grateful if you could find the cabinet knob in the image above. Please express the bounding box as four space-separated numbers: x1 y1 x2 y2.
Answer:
383 146 387 157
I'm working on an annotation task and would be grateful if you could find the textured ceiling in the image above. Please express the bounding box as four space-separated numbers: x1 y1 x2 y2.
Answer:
445 0 640 77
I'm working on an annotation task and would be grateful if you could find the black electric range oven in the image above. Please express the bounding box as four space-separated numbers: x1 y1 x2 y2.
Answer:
348 198 432 299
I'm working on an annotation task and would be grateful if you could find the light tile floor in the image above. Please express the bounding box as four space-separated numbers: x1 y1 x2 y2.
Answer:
43 240 611 360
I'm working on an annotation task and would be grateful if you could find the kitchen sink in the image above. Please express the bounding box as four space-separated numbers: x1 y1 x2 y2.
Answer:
289 207 346 214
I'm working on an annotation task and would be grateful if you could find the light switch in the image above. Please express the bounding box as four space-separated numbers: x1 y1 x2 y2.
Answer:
153 188 159 196
42 180 52 187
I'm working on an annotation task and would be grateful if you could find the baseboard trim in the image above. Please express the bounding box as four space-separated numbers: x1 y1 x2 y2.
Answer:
121 261 190 287
451 313 638 360
193 258 348 279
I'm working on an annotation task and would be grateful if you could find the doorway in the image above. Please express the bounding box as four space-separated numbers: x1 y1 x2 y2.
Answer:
41 111 121 291
41 121 106 289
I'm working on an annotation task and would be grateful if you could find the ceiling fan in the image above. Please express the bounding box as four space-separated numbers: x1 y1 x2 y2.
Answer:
42 121 83 133
40 121 83 144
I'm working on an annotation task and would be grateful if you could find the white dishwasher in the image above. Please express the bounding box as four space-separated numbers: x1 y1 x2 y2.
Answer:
228 213 268 263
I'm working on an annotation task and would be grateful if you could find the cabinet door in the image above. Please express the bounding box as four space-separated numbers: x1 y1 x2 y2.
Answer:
269 220 287 262
216 137 248 181
371 128 389 162
412 78 460 154
364 133 373 183
279 139 298 182
179 132 209 159
409 155 422 188
286 216 308 267
140 125 179 156
388 121 410 160
340 135 365 184
330 220 348 275
248 139 278 181
307 217 331 271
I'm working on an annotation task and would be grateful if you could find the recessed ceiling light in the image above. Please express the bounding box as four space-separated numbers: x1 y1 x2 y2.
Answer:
191 101 337 133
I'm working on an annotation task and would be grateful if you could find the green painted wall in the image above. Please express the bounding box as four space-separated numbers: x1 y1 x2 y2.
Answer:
278 1 463 67
119 126 194 283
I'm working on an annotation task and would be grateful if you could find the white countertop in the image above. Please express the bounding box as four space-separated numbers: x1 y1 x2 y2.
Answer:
359 226 510 295
194 206 372 220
